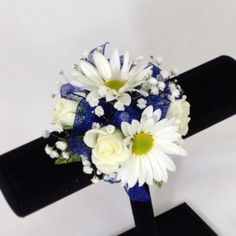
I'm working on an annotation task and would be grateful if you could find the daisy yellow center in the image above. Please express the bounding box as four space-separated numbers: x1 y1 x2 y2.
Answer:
104 79 125 91
132 131 154 156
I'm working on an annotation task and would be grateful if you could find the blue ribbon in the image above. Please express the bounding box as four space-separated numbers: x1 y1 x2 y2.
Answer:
125 183 150 202
60 83 85 101
146 94 170 118
150 63 161 77
110 103 141 128
86 42 109 64
68 136 92 159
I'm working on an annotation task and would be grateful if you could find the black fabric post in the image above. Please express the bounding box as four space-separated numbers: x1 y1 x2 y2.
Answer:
129 185 157 236
0 55 235 219
121 56 236 236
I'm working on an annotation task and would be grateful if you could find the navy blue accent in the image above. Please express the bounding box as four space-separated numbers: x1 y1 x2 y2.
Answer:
110 103 141 128
103 177 120 184
60 83 85 101
72 99 112 136
119 55 124 68
146 94 170 118
68 137 91 159
150 63 161 77
73 99 100 135
86 42 109 64
125 183 151 202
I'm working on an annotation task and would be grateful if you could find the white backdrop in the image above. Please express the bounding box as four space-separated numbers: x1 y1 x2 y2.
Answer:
0 0 236 235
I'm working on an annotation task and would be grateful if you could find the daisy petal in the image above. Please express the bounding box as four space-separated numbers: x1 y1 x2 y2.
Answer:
134 66 152 83
93 51 112 80
131 89 149 97
155 156 168 182
122 158 135 185
129 63 147 78
157 140 187 156
131 120 141 133
110 49 121 78
138 157 147 186
79 60 104 84
153 109 162 122
71 73 97 88
118 93 131 106
121 122 130 136
143 156 154 185
157 150 176 172
141 106 153 121
142 118 155 133
149 151 162 182
127 157 140 187
105 90 117 102
128 122 139 137
121 51 130 76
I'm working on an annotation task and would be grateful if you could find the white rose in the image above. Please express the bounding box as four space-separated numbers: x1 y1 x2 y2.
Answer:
167 97 190 136
53 98 78 129
84 126 131 174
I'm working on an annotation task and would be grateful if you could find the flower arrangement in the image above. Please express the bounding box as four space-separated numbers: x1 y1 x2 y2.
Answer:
44 43 190 201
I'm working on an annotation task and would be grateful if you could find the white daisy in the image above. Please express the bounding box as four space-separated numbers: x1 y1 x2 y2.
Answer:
117 106 186 188
72 49 152 107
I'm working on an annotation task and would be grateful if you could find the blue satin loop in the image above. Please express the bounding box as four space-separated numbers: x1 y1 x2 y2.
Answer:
146 94 170 118
125 184 150 202
60 83 85 101
72 99 102 135
103 176 120 184
86 42 109 64
69 98 103 159
68 137 91 159
72 98 113 135
150 63 161 77
110 103 141 128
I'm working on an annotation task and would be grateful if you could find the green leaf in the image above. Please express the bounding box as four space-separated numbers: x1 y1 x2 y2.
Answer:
55 157 68 165
55 153 81 165
154 180 163 188
67 154 81 163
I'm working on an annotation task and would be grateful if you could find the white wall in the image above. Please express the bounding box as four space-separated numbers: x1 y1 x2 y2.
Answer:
0 0 235 235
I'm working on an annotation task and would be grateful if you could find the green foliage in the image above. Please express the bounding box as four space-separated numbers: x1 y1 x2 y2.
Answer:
154 180 163 188
55 153 81 165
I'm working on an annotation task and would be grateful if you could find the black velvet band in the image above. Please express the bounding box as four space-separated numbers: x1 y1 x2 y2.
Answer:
0 136 91 216
129 185 157 236
179 55 236 138
0 56 235 221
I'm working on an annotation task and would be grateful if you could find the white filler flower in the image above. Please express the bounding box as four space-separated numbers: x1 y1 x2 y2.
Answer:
72 49 152 107
94 106 104 117
55 141 68 151
137 98 147 109
117 106 187 188
83 125 130 174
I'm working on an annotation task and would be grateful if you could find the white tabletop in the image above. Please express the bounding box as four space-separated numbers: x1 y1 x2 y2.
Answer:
0 0 236 235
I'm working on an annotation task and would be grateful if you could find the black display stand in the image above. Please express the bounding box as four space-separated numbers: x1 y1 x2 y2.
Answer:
120 203 217 236
0 56 235 235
